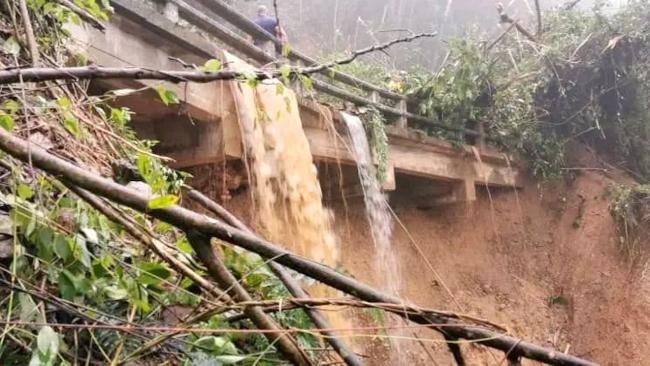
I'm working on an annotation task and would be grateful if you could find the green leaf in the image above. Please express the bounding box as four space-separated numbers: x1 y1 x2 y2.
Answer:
2 100 20 115
63 112 82 138
3 36 20 56
16 184 34 200
0 112 15 132
58 271 76 300
201 59 222 73
34 227 54 261
137 262 172 286
155 86 179 106
281 43 292 57
37 327 58 353
53 235 72 262
56 97 72 109
300 76 313 91
18 293 39 322
104 285 128 300
279 64 292 80
275 83 285 95
147 194 179 210
245 272 269 288
176 236 193 254
214 355 248 364
109 107 131 128
193 336 229 352
34 326 59 365
71 236 91 268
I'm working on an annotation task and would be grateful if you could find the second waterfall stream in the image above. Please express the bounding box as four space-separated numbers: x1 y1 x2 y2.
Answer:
341 112 401 296
342 112 406 363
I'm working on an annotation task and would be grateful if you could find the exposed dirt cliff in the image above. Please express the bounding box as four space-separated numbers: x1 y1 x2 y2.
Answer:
188 142 650 365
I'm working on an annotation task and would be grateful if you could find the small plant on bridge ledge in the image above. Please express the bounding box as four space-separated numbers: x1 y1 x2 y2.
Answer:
361 107 389 184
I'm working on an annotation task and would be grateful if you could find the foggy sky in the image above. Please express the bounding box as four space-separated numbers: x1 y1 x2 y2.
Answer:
234 0 621 68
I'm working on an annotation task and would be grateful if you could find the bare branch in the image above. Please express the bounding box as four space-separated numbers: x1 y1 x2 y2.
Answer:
497 3 537 43
534 0 543 36
0 32 437 85
487 22 517 52
562 0 583 10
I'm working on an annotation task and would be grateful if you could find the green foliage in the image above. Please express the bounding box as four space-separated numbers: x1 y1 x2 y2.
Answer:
609 183 650 257
389 2 650 179
3 36 21 56
146 194 179 210
361 107 389 183
155 85 180 106
548 295 569 306
29 326 60 366
135 153 187 194
406 39 492 124
201 59 222 73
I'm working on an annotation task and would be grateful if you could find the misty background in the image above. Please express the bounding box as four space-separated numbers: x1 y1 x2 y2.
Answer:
231 0 625 70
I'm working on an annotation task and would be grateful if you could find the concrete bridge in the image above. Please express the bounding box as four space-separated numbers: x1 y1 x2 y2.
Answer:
69 0 522 203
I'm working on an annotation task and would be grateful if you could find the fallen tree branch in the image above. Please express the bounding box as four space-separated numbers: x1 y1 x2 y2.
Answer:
55 0 106 31
497 3 537 43
67 185 227 301
0 128 597 366
185 230 314 366
184 188 364 366
0 32 436 85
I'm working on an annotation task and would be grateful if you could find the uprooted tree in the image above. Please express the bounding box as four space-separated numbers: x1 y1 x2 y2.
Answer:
2 0 646 365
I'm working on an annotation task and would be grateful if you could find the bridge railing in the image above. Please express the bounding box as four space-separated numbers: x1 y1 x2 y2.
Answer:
113 0 484 146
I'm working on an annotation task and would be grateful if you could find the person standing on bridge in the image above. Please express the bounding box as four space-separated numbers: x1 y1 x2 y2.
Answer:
251 5 288 58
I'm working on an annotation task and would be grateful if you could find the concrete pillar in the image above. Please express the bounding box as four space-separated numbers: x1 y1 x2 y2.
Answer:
396 97 408 129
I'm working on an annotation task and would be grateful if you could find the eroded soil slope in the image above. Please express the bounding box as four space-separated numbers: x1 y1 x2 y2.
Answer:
190 146 650 365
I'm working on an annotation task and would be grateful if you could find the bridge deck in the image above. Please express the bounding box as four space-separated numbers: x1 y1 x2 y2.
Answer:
68 0 522 203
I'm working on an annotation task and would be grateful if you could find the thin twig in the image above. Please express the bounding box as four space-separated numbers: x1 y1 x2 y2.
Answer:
534 0 543 36
497 3 537 43
18 0 39 65
563 0 583 10
487 22 517 52
219 298 505 331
